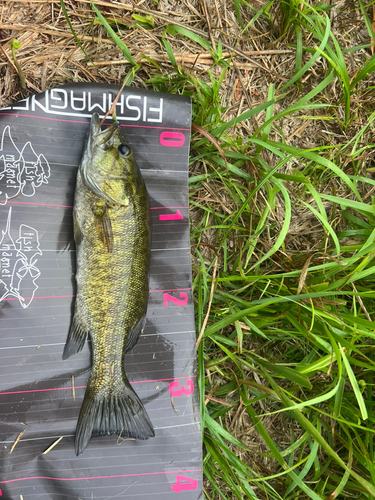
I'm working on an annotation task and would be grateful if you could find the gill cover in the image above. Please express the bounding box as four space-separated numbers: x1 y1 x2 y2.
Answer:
80 113 133 206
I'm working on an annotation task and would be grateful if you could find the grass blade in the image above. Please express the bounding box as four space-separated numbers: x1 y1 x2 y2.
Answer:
166 24 212 52
90 0 136 66
59 0 93 63
340 346 368 421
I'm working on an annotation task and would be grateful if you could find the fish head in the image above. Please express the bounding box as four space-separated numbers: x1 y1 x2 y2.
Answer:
81 113 137 205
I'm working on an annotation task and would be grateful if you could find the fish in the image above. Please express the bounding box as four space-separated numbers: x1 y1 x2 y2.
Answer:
63 112 154 455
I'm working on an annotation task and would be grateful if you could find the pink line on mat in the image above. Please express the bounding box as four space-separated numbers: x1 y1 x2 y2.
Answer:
120 123 190 131
150 206 188 210
0 113 190 131
0 386 86 396
0 468 202 485
0 376 197 396
150 288 192 293
3 295 75 302
8 201 73 208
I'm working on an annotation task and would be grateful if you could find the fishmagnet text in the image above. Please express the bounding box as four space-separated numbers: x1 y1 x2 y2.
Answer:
4 90 164 123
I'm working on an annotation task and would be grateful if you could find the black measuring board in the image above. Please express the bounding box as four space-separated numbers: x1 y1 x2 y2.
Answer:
0 84 202 499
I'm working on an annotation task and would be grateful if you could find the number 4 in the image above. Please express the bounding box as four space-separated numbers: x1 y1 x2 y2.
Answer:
171 475 198 493
159 210 183 221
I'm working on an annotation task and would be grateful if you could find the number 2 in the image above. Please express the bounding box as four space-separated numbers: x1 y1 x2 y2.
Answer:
169 379 194 397
171 475 198 493
163 292 188 307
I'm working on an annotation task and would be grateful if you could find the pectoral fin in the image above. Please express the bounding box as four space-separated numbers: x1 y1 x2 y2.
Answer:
73 209 83 246
95 205 113 252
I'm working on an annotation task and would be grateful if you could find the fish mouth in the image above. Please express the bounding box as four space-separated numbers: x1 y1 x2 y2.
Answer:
81 113 122 204
90 112 119 148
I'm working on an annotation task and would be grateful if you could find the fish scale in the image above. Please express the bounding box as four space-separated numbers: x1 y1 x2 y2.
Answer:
62 112 154 455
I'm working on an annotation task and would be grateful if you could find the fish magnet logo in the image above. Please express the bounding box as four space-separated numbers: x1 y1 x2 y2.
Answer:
0 207 42 308
0 126 50 204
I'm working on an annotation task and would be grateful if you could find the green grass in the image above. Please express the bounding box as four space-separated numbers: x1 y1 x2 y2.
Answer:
63 1 375 498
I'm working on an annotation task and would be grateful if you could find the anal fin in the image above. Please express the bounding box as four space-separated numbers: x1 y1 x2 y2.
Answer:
63 314 88 360
125 314 147 353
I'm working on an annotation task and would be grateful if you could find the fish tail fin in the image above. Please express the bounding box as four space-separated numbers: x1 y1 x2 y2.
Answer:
74 373 154 455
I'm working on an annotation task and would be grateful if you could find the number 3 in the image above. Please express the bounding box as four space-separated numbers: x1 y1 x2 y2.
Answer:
169 379 194 397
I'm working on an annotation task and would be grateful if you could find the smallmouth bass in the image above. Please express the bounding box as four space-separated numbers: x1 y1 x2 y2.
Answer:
63 112 154 455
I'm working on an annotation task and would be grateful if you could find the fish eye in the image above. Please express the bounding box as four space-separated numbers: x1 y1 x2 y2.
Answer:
118 144 130 157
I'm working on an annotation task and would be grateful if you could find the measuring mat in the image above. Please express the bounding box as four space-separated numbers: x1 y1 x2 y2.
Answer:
0 84 202 499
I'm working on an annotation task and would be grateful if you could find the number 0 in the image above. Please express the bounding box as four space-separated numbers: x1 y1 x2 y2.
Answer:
160 131 185 147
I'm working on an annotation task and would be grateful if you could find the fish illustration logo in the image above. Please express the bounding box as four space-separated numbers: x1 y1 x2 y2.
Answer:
0 207 42 308
0 126 50 204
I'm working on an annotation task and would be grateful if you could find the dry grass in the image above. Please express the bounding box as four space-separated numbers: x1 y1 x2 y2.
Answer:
2 1 375 498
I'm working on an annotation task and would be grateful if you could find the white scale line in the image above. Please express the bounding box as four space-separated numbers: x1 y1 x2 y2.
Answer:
49 163 78 167
0 422 198 444
21 249 76 252
48 163 187 174
0 248 190 253
142 330 194 337
156 422 198 430
141 169 188 174
0 332 194 351
1 434 74 444
0 342 66 351
151 247 190 252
